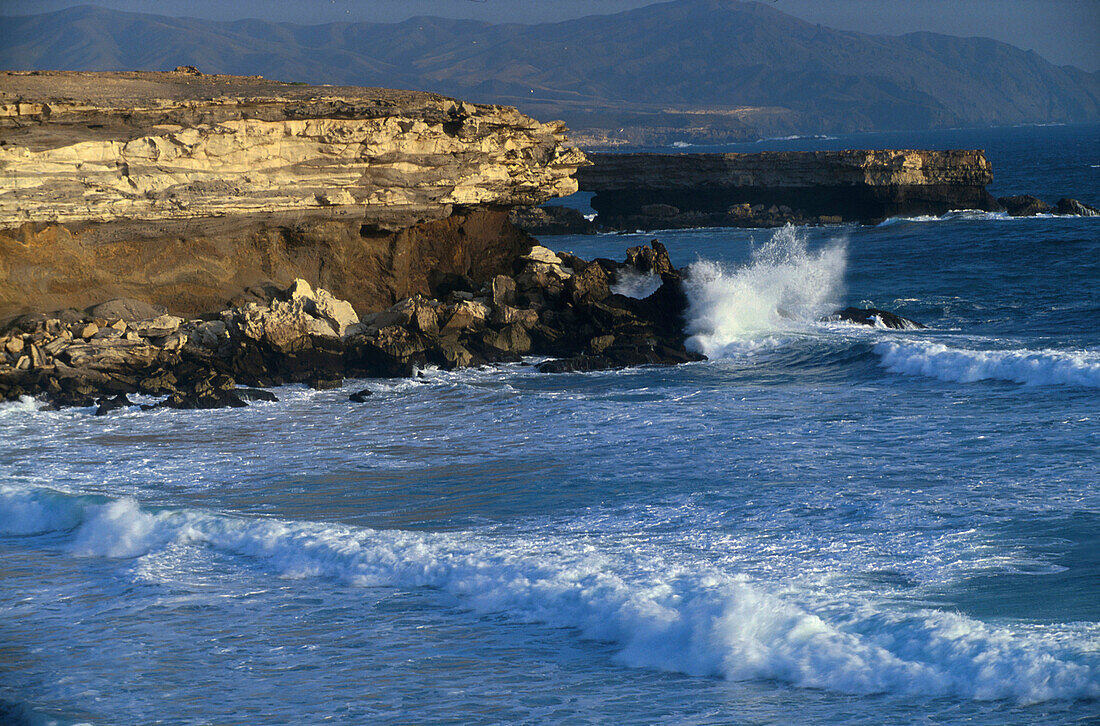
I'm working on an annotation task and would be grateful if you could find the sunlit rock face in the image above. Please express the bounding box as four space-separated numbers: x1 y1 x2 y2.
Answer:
0 70 586 317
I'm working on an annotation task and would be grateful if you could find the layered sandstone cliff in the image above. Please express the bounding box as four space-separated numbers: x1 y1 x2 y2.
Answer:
0 70 586 317
577 150 999 227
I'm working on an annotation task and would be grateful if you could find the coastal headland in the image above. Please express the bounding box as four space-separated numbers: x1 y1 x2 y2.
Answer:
0 70 701 408
577 150 999 228
1 70 1087 411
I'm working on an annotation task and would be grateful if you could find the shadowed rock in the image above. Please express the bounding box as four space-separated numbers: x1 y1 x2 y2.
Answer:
827 307 926 330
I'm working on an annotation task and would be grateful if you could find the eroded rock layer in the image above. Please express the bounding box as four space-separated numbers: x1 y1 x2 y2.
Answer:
0 70 585 318
0 70 584 226
577 150 999 227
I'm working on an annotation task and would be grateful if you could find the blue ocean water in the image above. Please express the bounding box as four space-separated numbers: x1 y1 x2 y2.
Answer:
1 126 1098 725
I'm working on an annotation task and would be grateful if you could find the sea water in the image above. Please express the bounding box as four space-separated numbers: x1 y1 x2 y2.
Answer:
1 125 1097 725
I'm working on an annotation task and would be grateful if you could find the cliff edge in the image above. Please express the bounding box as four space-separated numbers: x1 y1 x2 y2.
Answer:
577 150 999 228
0 70 586 317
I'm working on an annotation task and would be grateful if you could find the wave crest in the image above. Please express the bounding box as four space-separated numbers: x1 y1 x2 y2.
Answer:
2 484 1097 703
876 341 1100 387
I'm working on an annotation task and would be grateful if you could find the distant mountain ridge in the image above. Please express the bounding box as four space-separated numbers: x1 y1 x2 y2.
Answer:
3 0 1099 144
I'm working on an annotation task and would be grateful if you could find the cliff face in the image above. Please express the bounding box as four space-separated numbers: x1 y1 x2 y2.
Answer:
0 71 585 316
577 150 999 227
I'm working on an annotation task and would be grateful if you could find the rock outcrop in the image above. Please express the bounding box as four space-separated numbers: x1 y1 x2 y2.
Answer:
0 70 586 317
825 307 926 330
0 241 703 409
577 150 1000 228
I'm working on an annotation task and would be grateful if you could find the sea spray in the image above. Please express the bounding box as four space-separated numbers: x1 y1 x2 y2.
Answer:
683 225 847 357
2 484 1097 703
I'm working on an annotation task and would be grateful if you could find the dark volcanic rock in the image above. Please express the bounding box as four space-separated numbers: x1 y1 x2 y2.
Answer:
1055 198 1099 217
2 239 707 411
827 307 926 330
997 195 1051 217
94 393 134 416
348 388 374 402
236 387 278 402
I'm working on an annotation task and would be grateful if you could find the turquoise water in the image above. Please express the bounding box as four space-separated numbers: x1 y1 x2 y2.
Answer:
1 127 1098 725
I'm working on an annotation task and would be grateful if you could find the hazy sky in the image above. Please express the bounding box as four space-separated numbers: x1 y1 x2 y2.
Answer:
2 0 1097 71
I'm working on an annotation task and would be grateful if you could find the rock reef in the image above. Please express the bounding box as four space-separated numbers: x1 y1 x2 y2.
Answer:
576 150 1000 228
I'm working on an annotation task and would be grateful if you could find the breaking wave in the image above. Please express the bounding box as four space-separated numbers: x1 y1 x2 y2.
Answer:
2 483 1097 703
876 341 1100 387
682 225 847 357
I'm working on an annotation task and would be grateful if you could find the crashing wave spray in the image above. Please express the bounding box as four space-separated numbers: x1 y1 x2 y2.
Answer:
683 225 847 357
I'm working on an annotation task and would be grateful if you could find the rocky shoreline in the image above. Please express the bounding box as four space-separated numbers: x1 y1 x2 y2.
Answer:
0 240 703 412
503 151 1098 233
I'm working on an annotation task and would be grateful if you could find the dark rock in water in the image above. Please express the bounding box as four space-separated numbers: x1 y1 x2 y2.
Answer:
997 195 1051 217
86 298 169 322
94 393 134 416
309 377 344 390
1055 198 1099 217
160 389 248 410
827 307 926 330
349 388 373 402
236 388 278 402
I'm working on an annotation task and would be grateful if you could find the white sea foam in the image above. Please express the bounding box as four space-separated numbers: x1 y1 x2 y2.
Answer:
610 269 663 299
877 210 1011 226
2 484 1096 703
876 341 1100 387
0 395 41 416
682 225 847 357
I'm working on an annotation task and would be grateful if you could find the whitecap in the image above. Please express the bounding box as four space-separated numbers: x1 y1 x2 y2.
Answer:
875 341 1100 387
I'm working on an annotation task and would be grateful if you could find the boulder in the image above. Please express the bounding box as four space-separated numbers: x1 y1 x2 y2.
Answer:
567 261 611 305
522 245 564 265
348 388 373 403
997 195 1051 217
490 275 517 307
389 296 440 335
491 306 540 328
233 300 338 353
625 240 674 276
440 300 491 333
1055 198 1099 217
236 388 278 403
309 376 344 390
826 307 926 330
94 394 134 416
129 315 184 338
312 289 359 336
87 298 168 322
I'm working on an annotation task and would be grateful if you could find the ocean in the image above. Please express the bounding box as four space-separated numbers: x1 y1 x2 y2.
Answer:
1 124 1098 725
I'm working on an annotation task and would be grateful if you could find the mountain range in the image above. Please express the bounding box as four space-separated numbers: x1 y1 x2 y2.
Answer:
3 0 1099 145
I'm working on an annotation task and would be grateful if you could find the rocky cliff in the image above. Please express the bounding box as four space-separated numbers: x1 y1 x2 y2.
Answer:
0 70 585 317
577 150 1000 228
